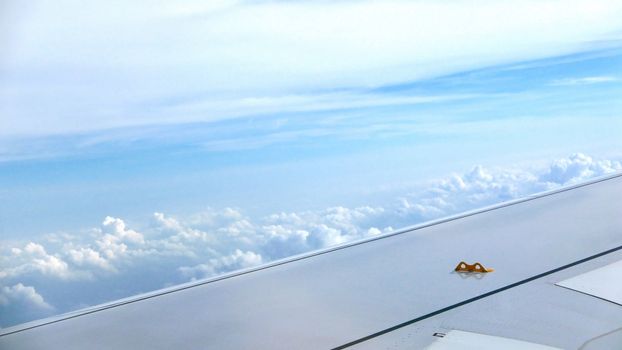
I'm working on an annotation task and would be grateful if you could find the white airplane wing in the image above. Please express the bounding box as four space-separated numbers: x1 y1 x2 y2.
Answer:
2 174 622 349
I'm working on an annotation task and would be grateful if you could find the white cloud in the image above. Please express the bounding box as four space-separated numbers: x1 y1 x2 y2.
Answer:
397 153 621 223
67 247 116 272
152 212 210 244
178 249 263 280
550 76 619 86
102 216 145 245
0 283 53 311
1 242 80 280
3 0 622 136
539 153 622 185
23 242 46 256
0 283 55 328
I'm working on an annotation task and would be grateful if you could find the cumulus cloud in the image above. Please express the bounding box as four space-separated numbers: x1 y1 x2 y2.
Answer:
397 153 621 222
1 242 79 280
102 216 145 245
0 283 54 327
67 247 116 272
0 283 52 311
539 153 622 185
178 249 263 280
0 153 620 327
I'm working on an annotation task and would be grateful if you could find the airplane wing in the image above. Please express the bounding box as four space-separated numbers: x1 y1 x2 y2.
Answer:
2 174 622 349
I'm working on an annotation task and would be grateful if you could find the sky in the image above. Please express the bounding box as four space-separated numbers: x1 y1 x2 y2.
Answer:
1 0 622 328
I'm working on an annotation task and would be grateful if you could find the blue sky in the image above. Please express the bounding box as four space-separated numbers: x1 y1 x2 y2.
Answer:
2 49 621 239
1 0 622 328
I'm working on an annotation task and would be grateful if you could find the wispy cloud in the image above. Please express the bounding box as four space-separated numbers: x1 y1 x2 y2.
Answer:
3 0 622 136
157 92 481 129
549 76 619 86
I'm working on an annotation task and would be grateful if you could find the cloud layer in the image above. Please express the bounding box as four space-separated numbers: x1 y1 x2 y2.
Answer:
3 0 622 136
1 153 620 327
